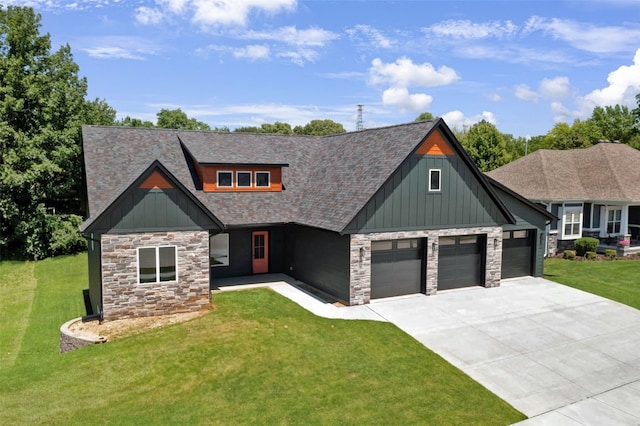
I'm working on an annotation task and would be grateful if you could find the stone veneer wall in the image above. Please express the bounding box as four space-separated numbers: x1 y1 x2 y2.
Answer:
547 232 558 257
349 226 503 305
101 231 210 321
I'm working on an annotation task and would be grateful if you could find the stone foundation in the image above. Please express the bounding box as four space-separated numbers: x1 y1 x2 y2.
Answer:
349 226 503 305
101 231 210 321
60 318 107 353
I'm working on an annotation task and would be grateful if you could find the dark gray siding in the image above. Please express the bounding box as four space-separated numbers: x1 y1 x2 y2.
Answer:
285 225 350 302
344 155 504 233
211 226 285 280
87 233 102 316
495 187 548 277
92 188 219 234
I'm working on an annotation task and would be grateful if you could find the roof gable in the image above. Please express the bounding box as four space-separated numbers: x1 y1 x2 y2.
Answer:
415 129 454 156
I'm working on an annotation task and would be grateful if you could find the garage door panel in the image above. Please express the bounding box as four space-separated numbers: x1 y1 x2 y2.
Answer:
371 239 424 299
438 235 484 290
502 230 533 279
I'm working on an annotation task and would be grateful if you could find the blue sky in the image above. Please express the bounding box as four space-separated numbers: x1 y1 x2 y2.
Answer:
6 0 640 136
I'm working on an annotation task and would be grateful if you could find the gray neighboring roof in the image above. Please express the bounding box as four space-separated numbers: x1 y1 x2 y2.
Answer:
487 143 640 203
82 119 510 233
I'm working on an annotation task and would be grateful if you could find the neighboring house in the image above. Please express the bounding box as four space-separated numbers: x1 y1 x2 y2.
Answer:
487 142 640 255
81 119 553 321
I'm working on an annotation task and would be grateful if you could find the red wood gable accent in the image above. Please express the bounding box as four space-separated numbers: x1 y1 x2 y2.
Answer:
139 170 173 189
415 130 454 156
202 165 282 192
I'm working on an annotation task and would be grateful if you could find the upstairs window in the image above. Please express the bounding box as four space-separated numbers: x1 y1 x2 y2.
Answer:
138 246 177 284
217 171 232 188
236 171 252 187
429 169 441 192
255 171 270 187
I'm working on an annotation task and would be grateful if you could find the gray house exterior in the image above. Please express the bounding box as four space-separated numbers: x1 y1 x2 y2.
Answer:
81 119 553 321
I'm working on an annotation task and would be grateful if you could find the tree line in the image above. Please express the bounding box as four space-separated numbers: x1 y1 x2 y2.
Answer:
1 5 639 259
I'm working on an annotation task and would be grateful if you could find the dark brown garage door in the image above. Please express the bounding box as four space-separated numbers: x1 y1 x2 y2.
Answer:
438 235 485 290
501 230 534 279
371 238 424 299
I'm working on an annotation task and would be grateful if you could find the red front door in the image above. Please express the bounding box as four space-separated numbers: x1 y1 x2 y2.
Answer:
252 231 269 274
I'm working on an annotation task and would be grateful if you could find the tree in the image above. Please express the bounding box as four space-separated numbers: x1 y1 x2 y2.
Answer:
0 6 113 259
156 108 211 130
590 105 636 144
234 121 293 134
118 116 154 128
460 120 509 172
414 112 434 121
543 120 599 150
293 119 345 136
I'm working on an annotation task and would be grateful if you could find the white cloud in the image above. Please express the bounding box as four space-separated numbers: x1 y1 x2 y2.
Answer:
369 57 459 88
192 0 296 27
82 46 145 60
441 110 497 130
382 87 432 111
425 19 518 39
232 44 270 60
524 16 640 54
346 24 394 49
581 48 640 107
515 84 539 102
135 7 163 25
241 26 339 47
539 76 571 100
80 36 159 60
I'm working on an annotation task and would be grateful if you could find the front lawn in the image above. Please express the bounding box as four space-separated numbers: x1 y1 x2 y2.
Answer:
544 258 640 310
0 254 525 425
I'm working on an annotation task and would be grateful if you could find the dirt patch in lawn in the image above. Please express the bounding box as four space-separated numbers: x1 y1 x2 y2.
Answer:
69 309 211 342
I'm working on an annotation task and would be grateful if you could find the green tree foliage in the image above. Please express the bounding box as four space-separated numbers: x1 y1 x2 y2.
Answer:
293 119 345 136
542 120 601 150
234 121 292 134
591 105 636 144
118 116 154 128
414 112 434 121
156 108 211 130
0 6 113 259
459 120 510 172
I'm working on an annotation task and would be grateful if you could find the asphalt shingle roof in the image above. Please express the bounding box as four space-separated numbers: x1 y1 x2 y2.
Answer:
81 119 454 233
486 143 640 202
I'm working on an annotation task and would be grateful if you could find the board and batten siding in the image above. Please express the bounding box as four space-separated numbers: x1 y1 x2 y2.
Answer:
344 155 504 233
285 225 350 303
91 188 218 234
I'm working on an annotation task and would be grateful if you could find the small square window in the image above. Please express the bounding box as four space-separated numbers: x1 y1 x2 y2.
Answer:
255 171 270 187
429 169 441 192
217 171 232 187
236 171 252 187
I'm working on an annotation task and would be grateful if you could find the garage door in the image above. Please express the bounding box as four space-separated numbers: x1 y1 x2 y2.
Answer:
501 230 534 279
438 235 485 290
371 238 424 299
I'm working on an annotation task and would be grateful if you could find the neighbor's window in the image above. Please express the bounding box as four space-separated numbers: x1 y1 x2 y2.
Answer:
429 169 441 192
236 171 252 187
217 171 233 187
562 205 582 239
255 171 270 187
607 208 622 234
138 246 177 284
210 233 229 267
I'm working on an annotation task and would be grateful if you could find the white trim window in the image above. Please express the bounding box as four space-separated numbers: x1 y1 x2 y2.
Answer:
210 233 229 267
428 169 441 192
138 246 177 284
607 208 622 234
561 204 582 240
236 171 252 187
255 171 270 188
217 171 233 188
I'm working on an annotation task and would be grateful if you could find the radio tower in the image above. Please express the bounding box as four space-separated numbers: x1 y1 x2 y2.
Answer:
356 104 364 131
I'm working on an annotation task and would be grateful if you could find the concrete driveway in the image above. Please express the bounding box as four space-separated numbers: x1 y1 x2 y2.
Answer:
366 277 640 425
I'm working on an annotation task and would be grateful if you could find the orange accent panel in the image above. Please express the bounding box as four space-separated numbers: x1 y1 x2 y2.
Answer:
201 165 283 192
139 171 173 189
252 231 269 274
415 130 454 156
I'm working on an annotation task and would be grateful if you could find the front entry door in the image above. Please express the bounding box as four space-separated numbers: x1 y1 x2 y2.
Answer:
252 231 269 274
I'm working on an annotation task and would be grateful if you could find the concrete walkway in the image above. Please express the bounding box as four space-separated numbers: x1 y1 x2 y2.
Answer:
216 275 640 425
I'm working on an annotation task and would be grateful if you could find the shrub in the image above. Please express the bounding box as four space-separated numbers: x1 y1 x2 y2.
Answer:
585 251 597 260
605 249 617 260
574 237 599 256
563 250 576 260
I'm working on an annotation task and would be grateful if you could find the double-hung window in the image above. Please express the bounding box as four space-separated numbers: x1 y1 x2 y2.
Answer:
138 246 177 283
607 208 622 234
562 204 582 239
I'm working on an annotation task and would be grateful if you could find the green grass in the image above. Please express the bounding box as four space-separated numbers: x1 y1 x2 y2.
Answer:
544 258 640 310
0 254 525 425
